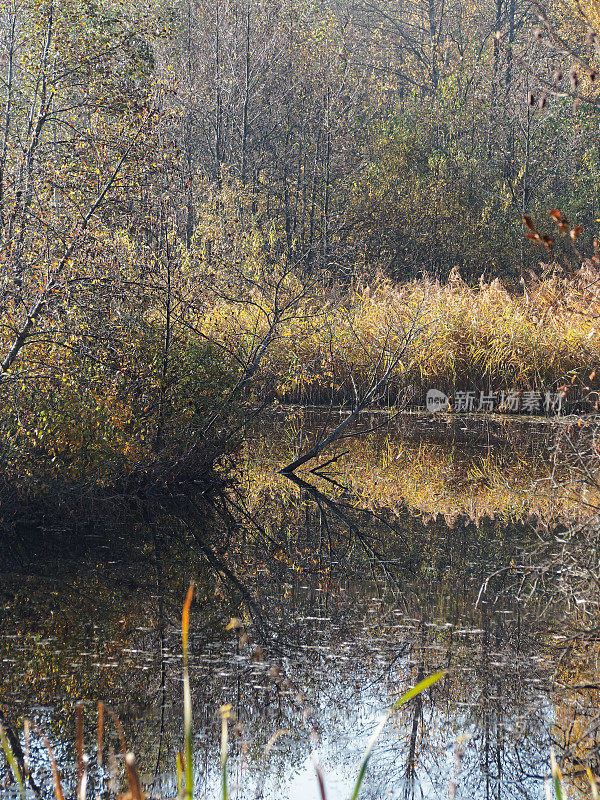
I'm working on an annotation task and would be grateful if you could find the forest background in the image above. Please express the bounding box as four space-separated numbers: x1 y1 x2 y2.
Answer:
1 0 600 497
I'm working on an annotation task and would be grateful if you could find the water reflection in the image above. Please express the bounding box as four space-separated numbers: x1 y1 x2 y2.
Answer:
0 413 599 799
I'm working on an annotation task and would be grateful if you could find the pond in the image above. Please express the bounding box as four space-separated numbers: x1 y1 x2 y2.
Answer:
1 412 599 799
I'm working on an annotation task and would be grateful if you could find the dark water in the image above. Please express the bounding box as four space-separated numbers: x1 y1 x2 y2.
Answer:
1 413 598 799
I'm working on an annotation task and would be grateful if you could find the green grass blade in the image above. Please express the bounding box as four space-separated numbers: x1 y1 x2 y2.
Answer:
0 724 26 800
349 670 446 800
550 750 563 800
392 670 447 710
221 752 228 800
348 714 387 800
553 775 563 800
176 752 184 799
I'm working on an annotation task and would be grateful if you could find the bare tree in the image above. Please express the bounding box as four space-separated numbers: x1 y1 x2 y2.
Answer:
279 292 429 473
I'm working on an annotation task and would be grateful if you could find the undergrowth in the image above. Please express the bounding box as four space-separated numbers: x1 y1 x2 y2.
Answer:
3 264 599 496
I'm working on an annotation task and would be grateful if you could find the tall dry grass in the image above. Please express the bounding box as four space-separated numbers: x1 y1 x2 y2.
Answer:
203 265 600 407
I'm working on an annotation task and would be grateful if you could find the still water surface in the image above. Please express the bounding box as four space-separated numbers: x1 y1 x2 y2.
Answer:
1 413 598 799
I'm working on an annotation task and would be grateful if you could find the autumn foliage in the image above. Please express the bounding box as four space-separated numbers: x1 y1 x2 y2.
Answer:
2 0 600 494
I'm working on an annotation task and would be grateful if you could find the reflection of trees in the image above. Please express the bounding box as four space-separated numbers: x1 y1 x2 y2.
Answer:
534 525 600 794
200 471 557 799
0 415 592 799
243 412 596 527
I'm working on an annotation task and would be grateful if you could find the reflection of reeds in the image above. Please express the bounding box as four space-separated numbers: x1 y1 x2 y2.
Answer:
243 419 596 524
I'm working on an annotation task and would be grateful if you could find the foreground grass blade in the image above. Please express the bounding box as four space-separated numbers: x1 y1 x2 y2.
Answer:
100 702 127 754
349 670 446 800
97 702 104 768
176 752 184 799
263 728 291 759
76 702 84 796
78 754 89 800
125 752 143 800
32 723 65 800
23 720 30 788
587 767 600 800
314 758 327 800
348 714 388 800
0 724 26 800
219 704 232 800
392 671 446 710
550 750 564 800
182 582 194 800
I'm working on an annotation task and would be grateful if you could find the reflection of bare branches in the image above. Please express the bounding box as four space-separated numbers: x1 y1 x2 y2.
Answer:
283 471 415 596
404 661 424 799
149 528 168 794
184 512 270 642
467 420 600 782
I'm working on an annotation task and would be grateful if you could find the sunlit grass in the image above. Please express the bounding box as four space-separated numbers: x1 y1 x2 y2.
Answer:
3 268 599 494
205 269 600 405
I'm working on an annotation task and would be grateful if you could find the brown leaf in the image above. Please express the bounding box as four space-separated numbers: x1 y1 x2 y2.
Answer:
570 67 580 90
570 225 583 240
542 234 554 249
